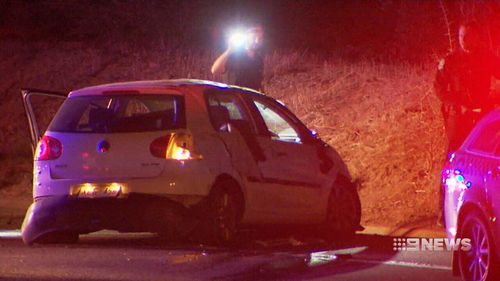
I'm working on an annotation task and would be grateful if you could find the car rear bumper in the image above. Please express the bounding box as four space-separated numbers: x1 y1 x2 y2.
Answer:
21 193 204 245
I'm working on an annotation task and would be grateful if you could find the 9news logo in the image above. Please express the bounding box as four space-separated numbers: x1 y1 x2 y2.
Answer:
393 238 471 252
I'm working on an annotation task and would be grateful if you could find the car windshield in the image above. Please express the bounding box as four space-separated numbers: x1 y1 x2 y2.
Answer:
48 94 185 133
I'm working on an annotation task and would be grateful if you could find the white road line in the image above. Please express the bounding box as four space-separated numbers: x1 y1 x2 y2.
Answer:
0 230 21 238
348 258 452 271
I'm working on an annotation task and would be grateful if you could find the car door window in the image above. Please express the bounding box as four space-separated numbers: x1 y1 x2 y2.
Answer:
206 91 255 133
468 120 500 155
253 100 301 143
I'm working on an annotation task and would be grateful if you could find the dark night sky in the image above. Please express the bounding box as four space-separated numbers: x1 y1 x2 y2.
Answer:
0 0 499 62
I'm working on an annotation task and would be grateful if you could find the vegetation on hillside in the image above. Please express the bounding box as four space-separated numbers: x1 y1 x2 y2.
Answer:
0 40 446 227
2 0 499 228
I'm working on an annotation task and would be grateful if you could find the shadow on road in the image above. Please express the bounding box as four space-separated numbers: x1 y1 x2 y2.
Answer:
26 228 400 280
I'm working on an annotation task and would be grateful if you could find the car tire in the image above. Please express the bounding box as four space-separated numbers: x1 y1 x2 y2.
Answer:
323 180 361 242
458 211 499 281
199 180 240 246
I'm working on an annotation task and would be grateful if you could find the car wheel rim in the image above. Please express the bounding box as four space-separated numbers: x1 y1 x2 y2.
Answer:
460 218 490 281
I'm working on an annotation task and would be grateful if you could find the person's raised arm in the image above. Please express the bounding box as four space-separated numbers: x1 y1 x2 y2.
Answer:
211 48 232 75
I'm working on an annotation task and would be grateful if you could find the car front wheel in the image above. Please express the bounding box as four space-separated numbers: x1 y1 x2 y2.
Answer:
458 211 498 281
323 181 361 242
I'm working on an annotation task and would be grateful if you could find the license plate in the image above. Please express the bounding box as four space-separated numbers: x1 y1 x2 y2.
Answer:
71 183 124 198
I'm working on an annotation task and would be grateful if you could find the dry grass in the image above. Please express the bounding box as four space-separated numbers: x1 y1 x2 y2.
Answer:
265 55 447 227
0 41 446 228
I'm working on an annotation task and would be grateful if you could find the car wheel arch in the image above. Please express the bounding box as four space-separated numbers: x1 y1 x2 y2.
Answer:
453 203 483 276
333 173 354 189
456 202 496 241
328 173 359 203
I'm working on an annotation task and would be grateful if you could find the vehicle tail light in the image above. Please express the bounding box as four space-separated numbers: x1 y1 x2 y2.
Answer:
150 135 171 158
166 133 194 160
150 133 202 160
35 135 63 161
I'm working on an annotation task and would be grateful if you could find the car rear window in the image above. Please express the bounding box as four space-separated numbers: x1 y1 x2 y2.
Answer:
48 95 185 133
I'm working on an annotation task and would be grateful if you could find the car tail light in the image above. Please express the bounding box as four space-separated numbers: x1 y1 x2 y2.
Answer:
150 135 171 158
36 135 63 161
166 133 194 160
150 133 202 160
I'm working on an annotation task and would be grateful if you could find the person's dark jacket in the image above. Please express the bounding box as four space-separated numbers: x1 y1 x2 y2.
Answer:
435 49 500 110
225 49 264 91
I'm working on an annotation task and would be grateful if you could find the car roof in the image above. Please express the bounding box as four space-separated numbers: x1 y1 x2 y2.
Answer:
68 79 263 97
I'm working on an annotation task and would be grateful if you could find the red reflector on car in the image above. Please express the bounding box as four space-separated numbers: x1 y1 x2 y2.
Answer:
36 135 63 161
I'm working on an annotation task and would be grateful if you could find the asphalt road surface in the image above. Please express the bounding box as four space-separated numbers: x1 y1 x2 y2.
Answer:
0 230 462 281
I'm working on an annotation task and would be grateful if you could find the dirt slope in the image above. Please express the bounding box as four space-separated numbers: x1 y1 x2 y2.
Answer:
0 41 446 229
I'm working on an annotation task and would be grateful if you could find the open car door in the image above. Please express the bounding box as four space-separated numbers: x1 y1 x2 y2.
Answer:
21 88 67 154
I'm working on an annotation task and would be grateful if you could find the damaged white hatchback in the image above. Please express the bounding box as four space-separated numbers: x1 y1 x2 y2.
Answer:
20 79 361 245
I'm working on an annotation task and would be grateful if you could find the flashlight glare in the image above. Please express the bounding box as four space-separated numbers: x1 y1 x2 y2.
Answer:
229 30 250 48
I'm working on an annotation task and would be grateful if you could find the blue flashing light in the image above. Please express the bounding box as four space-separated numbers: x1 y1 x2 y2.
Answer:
454 169 462 175
456 175 465 183
466 181 472 188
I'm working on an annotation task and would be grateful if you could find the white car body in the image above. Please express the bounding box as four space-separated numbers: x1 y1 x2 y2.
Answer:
442 108 500 278
21 79 358 244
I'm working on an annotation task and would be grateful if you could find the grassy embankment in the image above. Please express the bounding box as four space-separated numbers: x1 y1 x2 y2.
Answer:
0 41 445 228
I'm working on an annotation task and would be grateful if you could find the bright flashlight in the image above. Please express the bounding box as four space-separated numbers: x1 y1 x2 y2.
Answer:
229 30 251 49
